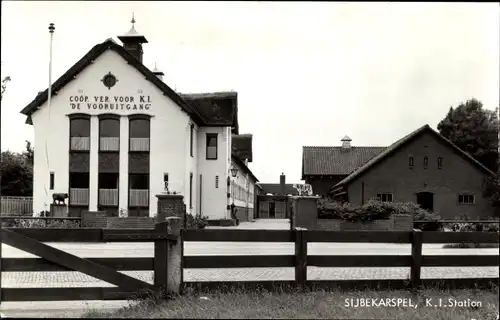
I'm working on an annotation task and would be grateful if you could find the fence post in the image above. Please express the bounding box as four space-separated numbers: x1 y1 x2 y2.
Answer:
294 227 307 290
411 228 423 288
154 217 183 296
154 221 169 295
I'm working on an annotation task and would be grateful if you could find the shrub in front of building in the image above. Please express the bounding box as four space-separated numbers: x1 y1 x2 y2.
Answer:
318 199 442 230
185 213 209 229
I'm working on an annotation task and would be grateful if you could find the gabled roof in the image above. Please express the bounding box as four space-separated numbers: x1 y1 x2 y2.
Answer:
231 134 253 162
257 183 300 195
302 146 385 178
20 39 238 129
333 124 496 190
231 154 258 183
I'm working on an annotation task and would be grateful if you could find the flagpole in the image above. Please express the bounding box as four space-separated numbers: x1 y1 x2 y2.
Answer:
48 23 54 118
44 23 55 215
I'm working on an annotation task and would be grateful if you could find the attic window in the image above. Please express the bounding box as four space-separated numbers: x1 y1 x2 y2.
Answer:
409 156 414 168
437 157 443 169
423 156 428 169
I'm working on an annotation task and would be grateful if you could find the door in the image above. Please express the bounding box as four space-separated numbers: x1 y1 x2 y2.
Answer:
269 200 276 218
416 192 434 211
275 200 286 218
259 200 269 218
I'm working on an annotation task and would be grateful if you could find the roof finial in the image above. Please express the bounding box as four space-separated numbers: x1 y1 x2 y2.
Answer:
131 12 136 27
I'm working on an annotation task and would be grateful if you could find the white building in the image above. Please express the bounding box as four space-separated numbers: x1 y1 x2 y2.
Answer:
20 22 259 222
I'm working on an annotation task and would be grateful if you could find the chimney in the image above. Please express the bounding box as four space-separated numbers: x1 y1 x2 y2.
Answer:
341 135 352 149
279 172 286 195
152 63 164 81
117 14 148 63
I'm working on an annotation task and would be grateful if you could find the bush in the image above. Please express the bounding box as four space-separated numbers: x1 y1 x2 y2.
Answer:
450 222 499 233
318 199 442 230
3 218 81 228
185 213 209 229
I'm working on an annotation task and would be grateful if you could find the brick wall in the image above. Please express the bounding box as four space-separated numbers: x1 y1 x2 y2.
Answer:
107 217 156 229
82 211 108 228
157 194 185 223
234 206 249 222
315 215 413 231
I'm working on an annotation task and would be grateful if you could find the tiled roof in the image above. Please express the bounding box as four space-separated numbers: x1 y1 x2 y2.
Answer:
333 124 495 190
257 183 300 195
231 134 253 163
180 92 239 133
302 146 386 177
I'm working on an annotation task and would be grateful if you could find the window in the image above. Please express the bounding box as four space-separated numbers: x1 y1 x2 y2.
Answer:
163 173 169 190
206 133 218 160
99 173 119 189
423 156 428 168
129 117 150 152
99 117 120 151
49 172 55 190
69 172 89 188
215 175 219 188
458 194 475 205
437 157 443 169
70 118 90 137
70 117 91 151
129 174 149 190
376 193 393 202
189 173 193 209
408 156 414 167
129 118 150 138
190 124 194 157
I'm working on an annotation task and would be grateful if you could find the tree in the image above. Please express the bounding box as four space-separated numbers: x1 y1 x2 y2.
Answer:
484 171 500 216
1 75 11 101
437 99 499 172
0 150 33 196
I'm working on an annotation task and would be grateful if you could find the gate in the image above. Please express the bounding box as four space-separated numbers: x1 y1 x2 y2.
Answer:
0 218 181 303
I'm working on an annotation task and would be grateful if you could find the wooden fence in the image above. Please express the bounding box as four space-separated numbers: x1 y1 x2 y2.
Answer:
0 196 33 215
182 228 500 291
0 225 498 303
0 218 182 303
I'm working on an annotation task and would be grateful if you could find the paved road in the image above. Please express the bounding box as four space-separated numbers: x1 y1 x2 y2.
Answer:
1 219 498 317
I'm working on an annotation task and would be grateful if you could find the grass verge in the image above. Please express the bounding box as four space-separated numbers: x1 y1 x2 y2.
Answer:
442 243 500 248
83 285 499 319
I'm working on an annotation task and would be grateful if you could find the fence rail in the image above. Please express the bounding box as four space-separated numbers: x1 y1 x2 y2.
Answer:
183 228 500 291
0 196 33 215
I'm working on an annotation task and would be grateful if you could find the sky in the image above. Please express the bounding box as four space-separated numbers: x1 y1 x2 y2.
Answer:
1 2 499 184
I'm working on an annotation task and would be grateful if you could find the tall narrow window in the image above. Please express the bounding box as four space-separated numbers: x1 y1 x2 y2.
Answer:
206 133 218 160
49 172 55 190
423 156 428 168
69 116 91 151
189 173 193 209
190 124 194 157
129 116 151 152
437 157 443 169
408 156 414 168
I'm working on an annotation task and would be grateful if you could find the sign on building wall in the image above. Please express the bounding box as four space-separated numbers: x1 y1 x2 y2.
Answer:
69 95 152 112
